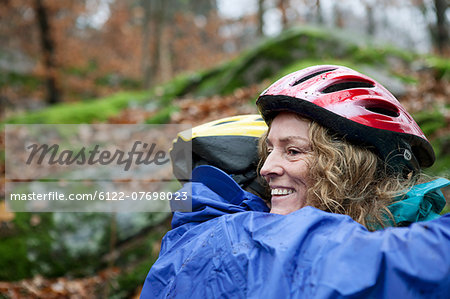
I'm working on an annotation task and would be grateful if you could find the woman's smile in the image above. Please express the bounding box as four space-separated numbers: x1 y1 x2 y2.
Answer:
270 187 295 196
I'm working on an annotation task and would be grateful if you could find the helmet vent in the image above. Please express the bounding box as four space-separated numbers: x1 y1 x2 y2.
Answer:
213 120 236 126
322 81 374 93
291 68 336 86
365 106 400 117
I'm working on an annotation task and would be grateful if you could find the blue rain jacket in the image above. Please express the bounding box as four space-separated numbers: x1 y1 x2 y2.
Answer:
141 166 450 298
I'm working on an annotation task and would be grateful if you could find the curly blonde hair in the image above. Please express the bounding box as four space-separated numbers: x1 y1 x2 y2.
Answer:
259 117 423 231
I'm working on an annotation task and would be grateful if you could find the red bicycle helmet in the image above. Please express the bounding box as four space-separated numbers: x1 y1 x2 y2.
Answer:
256 65 435 174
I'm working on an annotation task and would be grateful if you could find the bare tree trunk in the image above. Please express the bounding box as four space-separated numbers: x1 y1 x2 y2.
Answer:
316 0 323 25
159 25 173 81
333 3 344 29
142 0 167 88
34 0 61 104
150 0 165 85
433 0 449 54
278 0 288 30
141 0 152 88
257 0 265 37
365 3 375 36
103 212 117 298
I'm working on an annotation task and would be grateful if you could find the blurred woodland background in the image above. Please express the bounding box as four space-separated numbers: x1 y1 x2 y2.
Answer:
1 0 449 112
1 0 449 298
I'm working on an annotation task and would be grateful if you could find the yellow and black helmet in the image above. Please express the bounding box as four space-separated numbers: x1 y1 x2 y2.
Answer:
170 114 268 197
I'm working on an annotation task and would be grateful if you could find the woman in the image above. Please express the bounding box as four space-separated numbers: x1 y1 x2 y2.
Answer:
140 65 449 298
257 65 446 230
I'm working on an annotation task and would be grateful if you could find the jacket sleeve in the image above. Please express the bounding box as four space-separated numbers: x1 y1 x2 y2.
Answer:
141 207 450 298
313 210 450 298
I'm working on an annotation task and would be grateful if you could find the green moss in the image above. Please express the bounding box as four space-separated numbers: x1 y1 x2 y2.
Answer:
0 212 139 281
412 106 450 177
145 106 178 124
275 58 370 80
0 149 4 165
4 91 152 124
425 137 450 178
204 26 413 96
109 233 165 299
0 72 42 89
95 74 142 89
0 235 32 280
64 60 98 77
424 56 450 80
4 26 443 127
413 107 447 136
350 45 416 66
192 27 335 96
0 213 54 281
391 73 418 84
158 74 200 101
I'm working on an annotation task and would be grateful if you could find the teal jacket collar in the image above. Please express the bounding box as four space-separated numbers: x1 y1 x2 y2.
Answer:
388 178 450 226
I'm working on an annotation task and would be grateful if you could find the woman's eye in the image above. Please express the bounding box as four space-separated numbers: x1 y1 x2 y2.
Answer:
287 147 310 156
287 149 301 155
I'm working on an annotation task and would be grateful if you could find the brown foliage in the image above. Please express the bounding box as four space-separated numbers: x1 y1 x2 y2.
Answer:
1 1 238 110
171 83 265 126
0 268 120 299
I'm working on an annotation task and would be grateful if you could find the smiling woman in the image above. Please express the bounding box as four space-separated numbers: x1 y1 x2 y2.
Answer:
258 111 422 230
140 65 450 299
260 112 312 215
256 64 446 230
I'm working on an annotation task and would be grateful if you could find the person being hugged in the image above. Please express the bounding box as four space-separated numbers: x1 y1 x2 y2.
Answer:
141 65 450 299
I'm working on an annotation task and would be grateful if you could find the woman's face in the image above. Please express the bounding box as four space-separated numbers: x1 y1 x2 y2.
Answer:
260 112 312 215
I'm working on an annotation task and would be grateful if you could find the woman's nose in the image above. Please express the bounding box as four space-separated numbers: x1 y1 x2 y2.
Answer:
260 151 284 178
